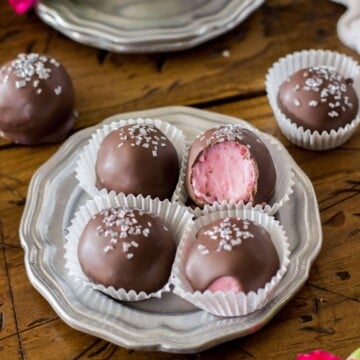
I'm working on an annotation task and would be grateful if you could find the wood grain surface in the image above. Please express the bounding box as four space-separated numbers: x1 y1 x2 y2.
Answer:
0 0 359 359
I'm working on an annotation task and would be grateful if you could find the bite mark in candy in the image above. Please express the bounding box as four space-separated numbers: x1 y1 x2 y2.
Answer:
191 141 258 204
185 125 276 208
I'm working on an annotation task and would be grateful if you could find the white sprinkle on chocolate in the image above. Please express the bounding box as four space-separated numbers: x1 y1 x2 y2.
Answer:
104 245 114 253
95 207 155 259
294 67 356 118
122 242 131 252
309 100 318 107
200 124 257 147
50 58 60 67
294 99 301 107
54 86 62 95
15 80 26 88
198 218 255 255
3 53 63 96
114 124 169 158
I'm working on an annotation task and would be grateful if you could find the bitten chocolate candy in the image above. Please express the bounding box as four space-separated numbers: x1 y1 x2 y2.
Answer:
185 217 280 293
0 53 76 144
186 125 276 208
78 207 176 293
96 124 179 200
278 66 358 132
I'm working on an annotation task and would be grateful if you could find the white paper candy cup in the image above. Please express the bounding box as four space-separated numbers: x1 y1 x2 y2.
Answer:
266 49 360 150
172 127 294 216
75 118 186 199
171 209 290 317
64 192 193 302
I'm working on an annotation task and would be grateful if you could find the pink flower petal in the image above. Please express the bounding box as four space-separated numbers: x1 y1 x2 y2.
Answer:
297 350 343 360
8 0 36 14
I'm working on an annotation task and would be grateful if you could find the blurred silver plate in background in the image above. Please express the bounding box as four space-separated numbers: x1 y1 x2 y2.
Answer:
35 0 264 53
20 106 322 353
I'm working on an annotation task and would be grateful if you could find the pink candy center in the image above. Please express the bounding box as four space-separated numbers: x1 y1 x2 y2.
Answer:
206 276 243 293
8 0 36 14
191 142 257 204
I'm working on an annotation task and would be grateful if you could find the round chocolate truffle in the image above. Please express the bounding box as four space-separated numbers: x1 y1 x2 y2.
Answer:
0 53 76 144
186 125 276 208
185 217 280 293
278 66 358 132
78 207 176 293
95 124 179 200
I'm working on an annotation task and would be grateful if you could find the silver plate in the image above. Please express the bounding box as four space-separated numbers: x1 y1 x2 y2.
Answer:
35 0 264 53
20 106 322 353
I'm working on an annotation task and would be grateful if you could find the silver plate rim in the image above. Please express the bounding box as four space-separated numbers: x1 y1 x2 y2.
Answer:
35 0 264 53
19 106 322 353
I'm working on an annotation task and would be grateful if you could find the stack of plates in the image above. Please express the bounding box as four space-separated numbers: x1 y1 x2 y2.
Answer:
36 0 264 53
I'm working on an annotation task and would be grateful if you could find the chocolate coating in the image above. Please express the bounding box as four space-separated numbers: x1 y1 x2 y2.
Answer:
185 217 280 293
96 124 179 200
0 53 76 144
186 125 276 208
278 66 358 132
78 207 176 293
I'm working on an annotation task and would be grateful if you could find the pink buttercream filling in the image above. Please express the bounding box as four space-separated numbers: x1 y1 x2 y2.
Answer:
206 276 243 293
191 142 257 204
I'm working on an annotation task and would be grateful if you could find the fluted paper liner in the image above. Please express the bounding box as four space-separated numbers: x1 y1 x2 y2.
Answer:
171 209 290 317
266 49 360 150
75 118 186 199
172 127 294 216
64 192 193 302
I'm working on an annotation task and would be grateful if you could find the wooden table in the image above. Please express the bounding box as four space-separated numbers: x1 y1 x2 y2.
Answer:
0 0 359 359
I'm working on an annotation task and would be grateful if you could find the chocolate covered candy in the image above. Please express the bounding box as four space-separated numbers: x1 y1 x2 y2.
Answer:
186 125 276 208
278 66 358 132
78 207 176 293
185 217 280 293
95 124 179 200
0 53 76 144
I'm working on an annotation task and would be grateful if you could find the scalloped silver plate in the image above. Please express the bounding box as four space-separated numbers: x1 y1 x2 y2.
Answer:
19 106 322 353
35 0 264 53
